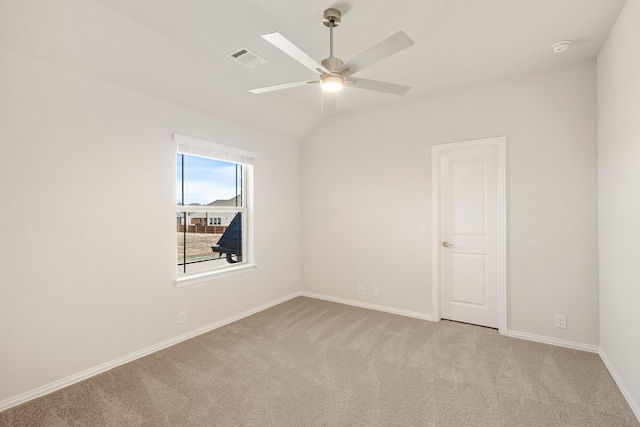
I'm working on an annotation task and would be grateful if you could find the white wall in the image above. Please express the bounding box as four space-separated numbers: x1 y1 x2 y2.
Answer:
302 60 599 346
0 48 301 404
597 0 640 418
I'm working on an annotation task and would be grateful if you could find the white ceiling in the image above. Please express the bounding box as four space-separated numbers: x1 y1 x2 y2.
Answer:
0 0 627 141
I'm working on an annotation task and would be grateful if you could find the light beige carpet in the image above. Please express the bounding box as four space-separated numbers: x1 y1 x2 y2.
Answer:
1 296 638 426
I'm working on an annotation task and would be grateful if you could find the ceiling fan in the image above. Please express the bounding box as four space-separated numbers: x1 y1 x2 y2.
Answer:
249 8 415 113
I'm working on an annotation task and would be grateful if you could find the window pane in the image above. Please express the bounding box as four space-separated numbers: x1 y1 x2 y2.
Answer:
176 152 246 276
178 155 243 207
176 211 243 274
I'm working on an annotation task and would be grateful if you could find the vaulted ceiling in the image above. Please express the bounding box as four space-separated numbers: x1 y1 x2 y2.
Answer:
0 0 627 141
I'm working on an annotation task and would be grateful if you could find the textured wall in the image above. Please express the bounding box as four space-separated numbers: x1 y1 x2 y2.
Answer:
0 48 301 403
302 60 599 346
597 0 640 418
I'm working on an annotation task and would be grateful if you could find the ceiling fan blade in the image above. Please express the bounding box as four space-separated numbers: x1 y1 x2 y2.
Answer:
262 32 330 75
340 31 414 76
249 79 319 94
347 77 411 96
322 91 337 113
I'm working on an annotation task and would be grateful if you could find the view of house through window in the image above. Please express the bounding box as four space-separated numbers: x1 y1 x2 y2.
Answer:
176 153 246 275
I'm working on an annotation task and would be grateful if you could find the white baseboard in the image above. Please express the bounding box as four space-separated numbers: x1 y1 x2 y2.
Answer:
301 291 433 321
599 349 640 422
506 330 600 353
302 293 598 355
0 291 301 413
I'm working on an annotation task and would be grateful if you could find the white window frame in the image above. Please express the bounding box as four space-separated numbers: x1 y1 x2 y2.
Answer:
174 133 256 287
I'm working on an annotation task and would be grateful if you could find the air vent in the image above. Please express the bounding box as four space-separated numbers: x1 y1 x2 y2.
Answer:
227 47 267 68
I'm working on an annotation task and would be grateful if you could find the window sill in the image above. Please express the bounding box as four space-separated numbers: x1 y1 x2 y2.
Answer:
174 263 257 287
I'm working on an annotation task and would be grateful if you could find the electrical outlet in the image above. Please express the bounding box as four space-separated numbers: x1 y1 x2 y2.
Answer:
373 286 379 297
178 310 187 325
555 314 567 329
358 284 364 295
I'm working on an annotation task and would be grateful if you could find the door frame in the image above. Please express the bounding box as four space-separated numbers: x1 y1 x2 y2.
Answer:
431 136 507 335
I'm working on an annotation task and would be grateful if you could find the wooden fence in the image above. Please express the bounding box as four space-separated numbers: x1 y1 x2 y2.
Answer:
177 225 227 234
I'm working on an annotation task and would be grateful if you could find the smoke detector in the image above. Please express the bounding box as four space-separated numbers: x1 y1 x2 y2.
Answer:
551 40 572 54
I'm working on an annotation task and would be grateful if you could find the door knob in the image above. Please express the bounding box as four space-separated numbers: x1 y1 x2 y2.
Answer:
442 241 454 247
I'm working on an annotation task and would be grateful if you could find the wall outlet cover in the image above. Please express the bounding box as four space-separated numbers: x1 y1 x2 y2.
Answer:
555 314 567 329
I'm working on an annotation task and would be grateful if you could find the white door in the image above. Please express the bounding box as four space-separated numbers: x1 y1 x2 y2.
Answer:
433 138 505 329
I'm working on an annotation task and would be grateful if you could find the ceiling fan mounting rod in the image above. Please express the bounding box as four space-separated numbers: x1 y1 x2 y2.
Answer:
322 8 343 73
330 22 334 58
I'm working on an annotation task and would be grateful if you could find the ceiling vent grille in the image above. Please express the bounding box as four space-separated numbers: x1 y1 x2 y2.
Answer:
227 47 267 68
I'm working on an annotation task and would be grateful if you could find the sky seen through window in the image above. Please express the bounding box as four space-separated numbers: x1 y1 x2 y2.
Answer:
177 154 241 205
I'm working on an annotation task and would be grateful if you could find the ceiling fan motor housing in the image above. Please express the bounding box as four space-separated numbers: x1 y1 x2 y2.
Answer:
321 56 344 72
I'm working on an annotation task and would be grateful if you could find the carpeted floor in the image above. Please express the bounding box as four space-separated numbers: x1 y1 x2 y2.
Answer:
1 296 638 426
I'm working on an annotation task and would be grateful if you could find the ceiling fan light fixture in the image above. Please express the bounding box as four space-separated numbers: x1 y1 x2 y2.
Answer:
321 74 344 92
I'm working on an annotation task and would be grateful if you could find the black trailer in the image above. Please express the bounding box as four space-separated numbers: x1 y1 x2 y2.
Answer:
211 212 242 263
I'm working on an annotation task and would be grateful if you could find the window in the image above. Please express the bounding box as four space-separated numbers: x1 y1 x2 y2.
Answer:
174 133 256 285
